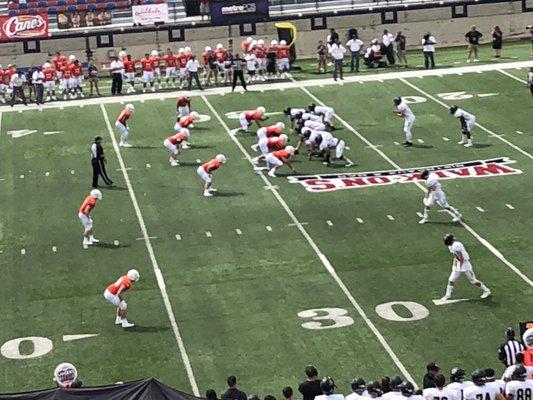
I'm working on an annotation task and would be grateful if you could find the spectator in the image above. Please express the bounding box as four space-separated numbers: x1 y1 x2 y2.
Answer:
9 67 27 107
317 40 327 73
346 378 365 400
423 362 440 389
206 389 218 400
32 66 45 105
491 26 503 58
382 29 395 65
298 365 322 400
199 0 210 21
364 39 385 68
110 55 124 95
71 11 81 28
24 68 34 102
315 377 343 400
422 32 436 69
88 61 101 96
85 11 94 26
465 25 483 62
329 38 346 81
346 33 364 72
283 387 294 400
395 31 408 67
502 352 533 381
221 376 247 400
232 53 247 92
327 28 339 46
186 55 203 90
264 396 277 400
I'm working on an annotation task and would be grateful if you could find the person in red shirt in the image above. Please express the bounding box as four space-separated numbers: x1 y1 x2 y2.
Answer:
254 39 268 81
252 133 288 158
116 104 135 147
103 269 139 328
175 111 199 131
52 52 67 80
69 58 84 99
236 106 267 133
0 67 7 104
264 145 296 177
42 62 57 101
197 154 226 196
140 53 155 93
276 39 291 78
123 54 137 93
150 49 162 89
163 128 190 166
59 62 73 100
78 189 102 247
176 92 192 117
163 49 178 88
176 48 189 89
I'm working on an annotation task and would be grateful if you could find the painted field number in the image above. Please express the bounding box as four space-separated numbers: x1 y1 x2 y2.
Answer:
297 308 355 330
1 336 53 360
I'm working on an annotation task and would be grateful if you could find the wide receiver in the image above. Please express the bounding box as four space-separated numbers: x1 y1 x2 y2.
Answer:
418 169 462 224
103 269 139 329
197 154 226 196
78 189 102 248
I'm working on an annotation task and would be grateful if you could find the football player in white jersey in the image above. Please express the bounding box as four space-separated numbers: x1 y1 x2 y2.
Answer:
484 369 505 395
441 234 492 301
450 106 475 147
284 107 307 128
505 366 533 400
308 103 335 129
418 169 462 224
315 377 345 400
367 381 383 400
400 381 425 400
447 368 474 400
464 370 505 400
393 97 415 147
318 131 354 167
346 378 367 400
424 374 459 400
502 353 533 381
382 377 403 400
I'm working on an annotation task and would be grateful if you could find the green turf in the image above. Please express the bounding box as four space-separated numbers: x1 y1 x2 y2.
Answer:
0 50 532 396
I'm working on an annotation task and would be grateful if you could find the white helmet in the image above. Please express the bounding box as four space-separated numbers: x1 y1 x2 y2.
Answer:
523 328 533 349
257 39 265 45
181 128 190 138
301 127 312 135
216 43 223 49
257 106 266 114
127 269 140 281
184 91 192 99
279 134 288 142
270 40 278 46
250 40 257 47
184 46 191 52
178 48 184 53
204 46 212 52
69 54 76 62
190 111 199 119
285 145 295 155
151 49 158 56
118 50 127 58
216 154 226 164
53 363 78 387
90 189 102 200
43 62 51 68
280 39 287 45
276 122 285 130
246 37 253 42
372 38 379 45
126 103 135 112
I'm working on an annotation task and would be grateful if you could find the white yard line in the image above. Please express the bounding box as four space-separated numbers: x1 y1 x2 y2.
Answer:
497 69 528 84
297 85 533 289
100 104 200 396
399 78 533 161
201 94 418 387
2 61 532 114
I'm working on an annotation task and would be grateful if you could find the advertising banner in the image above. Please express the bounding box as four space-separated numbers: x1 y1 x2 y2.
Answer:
0 13 48 42
132 3 169 24
209 0 269 25
57 10 112 29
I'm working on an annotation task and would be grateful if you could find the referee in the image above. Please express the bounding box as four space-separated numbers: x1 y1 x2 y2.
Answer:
91 136 113 188
231 53 247 92
498 327 525 367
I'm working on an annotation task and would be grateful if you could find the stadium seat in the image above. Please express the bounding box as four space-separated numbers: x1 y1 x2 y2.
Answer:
87 3 96 10
116 1 127 8
67 4 76 11
7 2 17 9
28 8 39 13
86 0 96 3
155 0 165 4
47 6 57 13
38 1 47 6
18 3 28 9
8 9 18 15
105 2 116 9
27 2 37 8
48 0 57 5
96 2 105 9
57 5 67 11
57 0 67 6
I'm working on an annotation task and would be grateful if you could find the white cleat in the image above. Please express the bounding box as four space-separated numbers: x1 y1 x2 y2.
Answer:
457 140 466 145
89 237 100 243
80 93 85 98
208 188 218 192
251 144 259 152
115 316 123 325
203 191 213 197
419 218 428 224
83 238 92 247
121 321 135 328
181 143 190 149
452 214 462 222
481 291 492 299
142 88 146 93
439 295 451 301
170 161 179 167
464 142 473 148
151 86 156 92
46 96 51 102
120 143 133 148
267 170 277 178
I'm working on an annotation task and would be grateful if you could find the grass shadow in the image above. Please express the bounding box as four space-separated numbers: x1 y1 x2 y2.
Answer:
216 191 245 197
412 144 434 149
93 242 130 249
473 143 492 148
103 186 127 191
126 326 171 333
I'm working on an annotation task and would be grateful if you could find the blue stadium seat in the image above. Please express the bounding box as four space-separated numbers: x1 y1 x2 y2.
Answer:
47 6 58 13
105 2 116 9
67 4 76 11
8 10 18 15
38 1 47 6
18 3 28 9
57 0 67 6
28 8 39 13
77 0 86 4
87 3 96 10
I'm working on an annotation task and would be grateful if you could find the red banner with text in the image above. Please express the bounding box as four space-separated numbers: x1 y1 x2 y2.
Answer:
0 13 49 42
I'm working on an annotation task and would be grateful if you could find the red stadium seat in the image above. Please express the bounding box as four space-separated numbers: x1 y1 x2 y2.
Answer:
116 1 127 9
96 2 106 9
8 2 17 9
76 3 87 10
27 2 38 8
57 5 67 11
48 0 58 5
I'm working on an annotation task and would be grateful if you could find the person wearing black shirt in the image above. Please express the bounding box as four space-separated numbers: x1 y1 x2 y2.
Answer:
328 28 339 46
221 375 247 400
90 136 113 188
298 365 322 400
491 26 503 58
422 362 440 389
465 26 483 63
231 54 247 92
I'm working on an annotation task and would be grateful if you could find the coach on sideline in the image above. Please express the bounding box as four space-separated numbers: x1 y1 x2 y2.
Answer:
110 56 124 95
91 136 114 188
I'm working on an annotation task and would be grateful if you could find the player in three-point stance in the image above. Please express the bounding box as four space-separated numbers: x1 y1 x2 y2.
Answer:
197 154 226 197
418 169 462 224
450 105 475 147
265 146 296 177
103 269 139 329
115 103 135 148
393 97 415 147
78 189 102 248
235 106 268 134
440 234 491 301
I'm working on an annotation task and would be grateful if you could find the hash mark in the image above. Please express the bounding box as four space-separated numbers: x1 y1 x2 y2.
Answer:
387 215 395 221
326 220 333 226
20 174 24 179
417 139 424 143
516 131 523 135
70 170 75 174
113 240 120 246
235 229 242 235
20 248 26 255
505 204 515 210
393 141 400 146
45 172 50 176
52 246 57 253
266 226 272 232
146 163 151 168
356 218 364 224
175 234 182 241
475 207 485 212
196 159 201 164
205 231 212 238
442 137 450 141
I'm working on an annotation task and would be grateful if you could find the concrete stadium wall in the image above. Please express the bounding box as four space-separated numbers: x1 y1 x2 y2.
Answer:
0 1 530 68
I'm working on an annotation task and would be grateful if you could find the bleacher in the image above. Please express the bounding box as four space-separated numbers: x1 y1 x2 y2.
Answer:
4 0 165 16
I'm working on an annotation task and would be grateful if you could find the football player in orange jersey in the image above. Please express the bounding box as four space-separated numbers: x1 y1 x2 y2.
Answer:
264 146 296 177
123 54 137 93
140 52 155 93
103 269 139 328
116 104 135 147
163 49 178 88
163 128 190 166
235 106 267 134
174 111 199 131
78 189 102 248
42 62 57 101
150 50 162 90
276 40 292 78
254 39 268 81
197 154 226 197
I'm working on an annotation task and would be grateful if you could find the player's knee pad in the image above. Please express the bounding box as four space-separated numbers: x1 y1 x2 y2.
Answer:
118 300 127 310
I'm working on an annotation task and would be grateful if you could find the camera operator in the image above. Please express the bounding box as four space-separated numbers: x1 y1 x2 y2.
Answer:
54 362 83 388
422 32 436 69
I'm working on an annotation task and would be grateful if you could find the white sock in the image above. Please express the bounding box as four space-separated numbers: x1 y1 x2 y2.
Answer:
445 284 454 297
405 130 412 142
423 209 429 219
479 282 489 292
120 131 129 144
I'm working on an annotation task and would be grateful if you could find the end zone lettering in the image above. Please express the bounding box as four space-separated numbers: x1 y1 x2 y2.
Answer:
288 158 522 193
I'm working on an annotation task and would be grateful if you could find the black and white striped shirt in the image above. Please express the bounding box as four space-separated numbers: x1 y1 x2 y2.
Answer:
498 339 525 367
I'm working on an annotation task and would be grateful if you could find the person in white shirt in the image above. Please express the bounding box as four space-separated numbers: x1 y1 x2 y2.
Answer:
329 39 346 81
245 52 257 83
318 131 353 167
32 67 45 105
447 368 474 400
483 369 505 395
441 234 491 301
449 106 475 147
383 29 395 65
505 366 533 400
528 67 533 96
9 68 27 107
346 34 364 72
418 169 463 224
464 370 505 400
366 381 383 400
346 378 366 400
315 377 344 400
382 377 403 400
186 55 203 91
109 56 124 95
400 382 424 400
422 33 437 69
308 103 334 128
393 97 415 146
502 353 533 381
423 374 459 400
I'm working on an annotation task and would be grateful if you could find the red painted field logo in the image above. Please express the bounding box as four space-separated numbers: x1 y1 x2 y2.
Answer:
0 14 48 41
288 158 522 193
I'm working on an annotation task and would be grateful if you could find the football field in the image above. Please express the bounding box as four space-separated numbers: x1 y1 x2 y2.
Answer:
0 59 532 394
